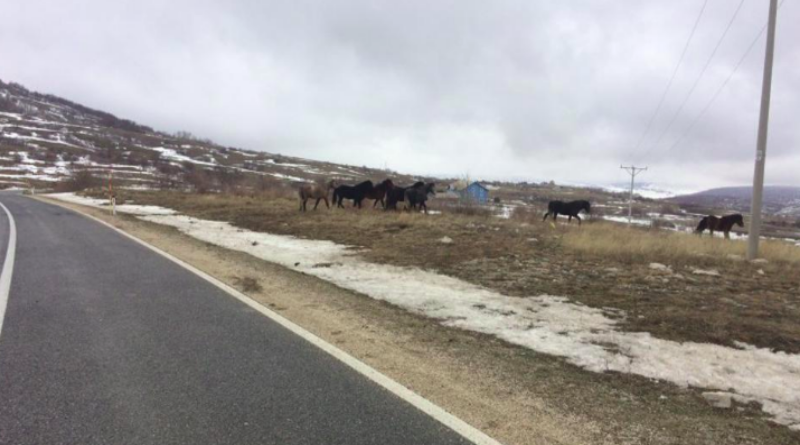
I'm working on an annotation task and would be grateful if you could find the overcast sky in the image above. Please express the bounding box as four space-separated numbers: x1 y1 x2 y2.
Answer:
2 0 798 190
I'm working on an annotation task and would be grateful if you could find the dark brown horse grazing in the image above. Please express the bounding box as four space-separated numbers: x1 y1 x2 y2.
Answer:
696 214 744 239
542 200 591 225
363 179 394 208
405 182 436 213
298 180 335 212
385 181 425 211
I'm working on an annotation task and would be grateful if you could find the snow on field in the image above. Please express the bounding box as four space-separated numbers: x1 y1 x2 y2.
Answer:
46 192 800 429
1 131 83 149
48 193 176 216
146 146 217 167
263 159 310 169
601 215 651 226
602 184 696 200
269 172 308 182
0 173 60 182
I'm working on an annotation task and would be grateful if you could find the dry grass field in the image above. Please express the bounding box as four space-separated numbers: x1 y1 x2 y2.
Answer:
87 188 800 355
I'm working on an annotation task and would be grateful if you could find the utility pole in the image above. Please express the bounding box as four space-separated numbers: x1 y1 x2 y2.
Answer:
748 0 779 260
620 166 647 225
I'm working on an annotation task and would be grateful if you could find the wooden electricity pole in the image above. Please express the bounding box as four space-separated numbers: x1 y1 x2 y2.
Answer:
620 165 647 225
747 0 779 260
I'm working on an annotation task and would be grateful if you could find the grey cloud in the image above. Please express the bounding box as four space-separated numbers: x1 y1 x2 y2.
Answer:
1 0 798 189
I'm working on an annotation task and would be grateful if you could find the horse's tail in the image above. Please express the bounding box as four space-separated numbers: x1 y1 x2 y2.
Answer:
695 217 707 233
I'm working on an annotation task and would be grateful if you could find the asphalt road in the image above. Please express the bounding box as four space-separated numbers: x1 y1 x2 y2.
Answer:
0 193 472 445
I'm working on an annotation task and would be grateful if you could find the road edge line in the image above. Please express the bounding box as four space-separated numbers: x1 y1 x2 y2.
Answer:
39 197 503 445
0 202 18 338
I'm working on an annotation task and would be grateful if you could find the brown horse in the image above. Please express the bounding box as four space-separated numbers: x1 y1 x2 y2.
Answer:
695 214 744 239
363 179 394 208
298 180 335 211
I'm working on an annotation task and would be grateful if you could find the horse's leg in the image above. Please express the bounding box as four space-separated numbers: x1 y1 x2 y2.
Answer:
324 198 330 209
575 214 582 226
314 198 321 210
422 202 428 214
300 199 304 212
542 212 549 222
568 215 573 223
724 231 730 240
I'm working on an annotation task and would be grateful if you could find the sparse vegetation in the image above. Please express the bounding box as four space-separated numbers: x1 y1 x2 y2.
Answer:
561 222 800 266
89 188 800 355
56 169 102 192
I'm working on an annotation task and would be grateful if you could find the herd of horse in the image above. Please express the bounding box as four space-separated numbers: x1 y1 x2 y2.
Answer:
298 179 437 213
299 180 745 238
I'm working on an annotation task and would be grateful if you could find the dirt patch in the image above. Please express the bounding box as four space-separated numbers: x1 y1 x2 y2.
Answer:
38 195 800 445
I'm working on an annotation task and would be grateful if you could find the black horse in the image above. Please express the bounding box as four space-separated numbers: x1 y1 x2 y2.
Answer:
385 181 425 210
363 179 394 209
695 214 744 239
333 180 374 208
405 182 436 213
542 200 591 225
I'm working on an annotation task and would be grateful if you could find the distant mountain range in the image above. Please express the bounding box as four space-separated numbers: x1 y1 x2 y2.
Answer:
671 186 800 217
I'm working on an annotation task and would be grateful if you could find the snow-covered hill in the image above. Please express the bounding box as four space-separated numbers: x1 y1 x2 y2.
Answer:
0 79 410 191
602 183 697 200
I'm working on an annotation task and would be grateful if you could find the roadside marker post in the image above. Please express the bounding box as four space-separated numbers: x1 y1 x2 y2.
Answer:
108 168 116 217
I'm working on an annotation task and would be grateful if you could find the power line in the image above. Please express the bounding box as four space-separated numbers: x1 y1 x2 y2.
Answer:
637 0 746 164
631 0 709 154
666 0 787 153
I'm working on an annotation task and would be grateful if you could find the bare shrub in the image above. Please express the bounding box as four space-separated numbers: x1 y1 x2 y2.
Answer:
56 169 101 192
510 205 541 223
448 202 494 217
183 168 210 193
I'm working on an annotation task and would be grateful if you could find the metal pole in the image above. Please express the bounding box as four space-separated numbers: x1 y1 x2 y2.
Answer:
628 171 635 224
620 166 647 225
747 0 778 260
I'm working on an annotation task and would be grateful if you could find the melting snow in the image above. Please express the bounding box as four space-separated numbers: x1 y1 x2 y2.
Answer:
48 193 176 216
601 215 651 226
45 192 800 430
147 146 216 167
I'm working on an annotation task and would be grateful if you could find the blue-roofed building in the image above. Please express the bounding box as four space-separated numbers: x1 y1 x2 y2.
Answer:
462 181 489 204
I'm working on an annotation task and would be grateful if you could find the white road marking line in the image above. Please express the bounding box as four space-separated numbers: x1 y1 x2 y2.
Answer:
42 197 503 445
0 202 18 338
